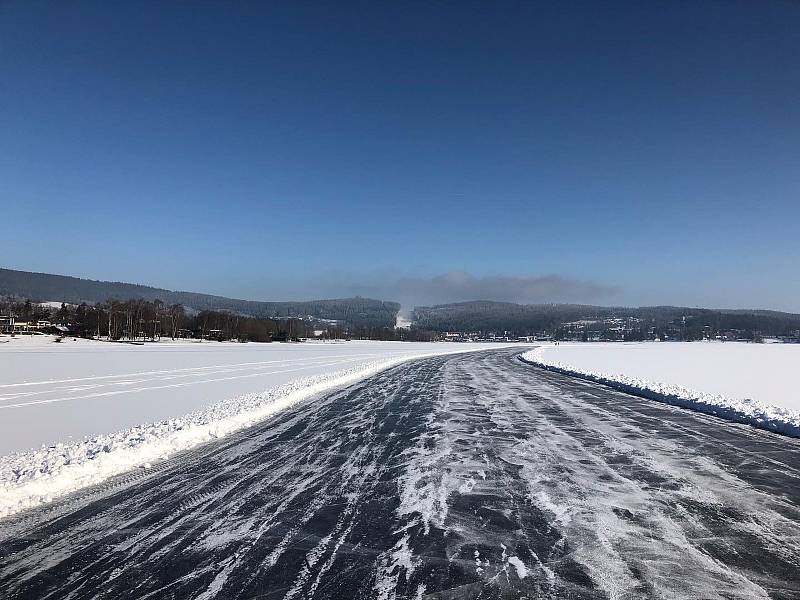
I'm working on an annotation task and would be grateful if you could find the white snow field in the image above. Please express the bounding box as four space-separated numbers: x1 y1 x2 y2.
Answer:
522 342 800 435
0 336 515 518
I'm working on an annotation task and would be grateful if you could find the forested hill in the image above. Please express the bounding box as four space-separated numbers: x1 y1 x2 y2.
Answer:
412 300 800 338
0 268 400 328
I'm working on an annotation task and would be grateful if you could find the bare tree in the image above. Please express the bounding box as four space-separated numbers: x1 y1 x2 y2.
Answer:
168 304 184 339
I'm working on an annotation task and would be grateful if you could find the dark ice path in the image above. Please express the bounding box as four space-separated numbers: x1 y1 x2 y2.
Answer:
1 349 799 599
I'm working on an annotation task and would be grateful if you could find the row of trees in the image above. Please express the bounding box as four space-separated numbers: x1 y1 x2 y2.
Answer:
0 297 439 343
1 297 309 342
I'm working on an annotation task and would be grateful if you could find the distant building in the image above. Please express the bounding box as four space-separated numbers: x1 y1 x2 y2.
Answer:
0 316 15 334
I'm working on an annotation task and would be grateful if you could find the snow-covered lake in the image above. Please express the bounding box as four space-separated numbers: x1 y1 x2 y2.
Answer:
528 342 799 412
0 336 503 455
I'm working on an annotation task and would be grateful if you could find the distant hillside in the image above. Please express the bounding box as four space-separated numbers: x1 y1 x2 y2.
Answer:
412 300 800 338
0 268 400 329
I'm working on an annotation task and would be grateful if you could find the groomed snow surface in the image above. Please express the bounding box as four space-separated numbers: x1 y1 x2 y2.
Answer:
0 336 513 518
522 342 800 437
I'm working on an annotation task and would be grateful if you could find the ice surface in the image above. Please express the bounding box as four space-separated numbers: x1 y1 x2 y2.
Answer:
390 351 789 598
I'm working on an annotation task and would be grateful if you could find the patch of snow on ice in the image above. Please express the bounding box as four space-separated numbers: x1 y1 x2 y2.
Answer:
507 556 528 579
374 533 417 600
396 410 455 535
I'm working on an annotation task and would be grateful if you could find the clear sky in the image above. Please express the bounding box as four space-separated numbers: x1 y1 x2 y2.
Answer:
2 1 798 310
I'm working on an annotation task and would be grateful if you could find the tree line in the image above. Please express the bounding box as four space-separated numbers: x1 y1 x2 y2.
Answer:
2 297 308 342
0 297 438 343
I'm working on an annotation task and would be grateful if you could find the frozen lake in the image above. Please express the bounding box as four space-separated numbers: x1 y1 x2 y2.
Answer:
0 336 504 454
529 341 800 412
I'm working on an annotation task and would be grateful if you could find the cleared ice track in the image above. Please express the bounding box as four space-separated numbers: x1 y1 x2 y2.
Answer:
1 349 799 599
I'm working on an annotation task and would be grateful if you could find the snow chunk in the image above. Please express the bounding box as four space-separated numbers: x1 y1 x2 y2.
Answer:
507 556 528 579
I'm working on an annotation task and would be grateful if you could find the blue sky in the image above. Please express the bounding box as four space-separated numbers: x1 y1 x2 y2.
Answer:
1 1 798 310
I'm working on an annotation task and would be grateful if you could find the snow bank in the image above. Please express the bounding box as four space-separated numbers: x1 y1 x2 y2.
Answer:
0 339 513 518
520 344 800 438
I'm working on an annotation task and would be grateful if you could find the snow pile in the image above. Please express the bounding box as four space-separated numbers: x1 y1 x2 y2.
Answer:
0 346 497 519
520 345 800 438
